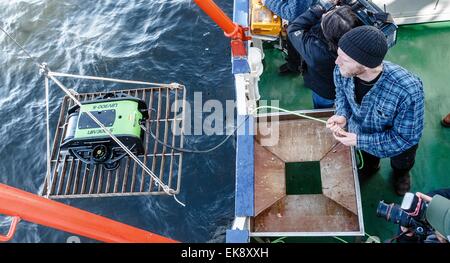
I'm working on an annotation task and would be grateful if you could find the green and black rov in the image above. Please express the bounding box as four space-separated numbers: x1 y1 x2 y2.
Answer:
61 93 149 170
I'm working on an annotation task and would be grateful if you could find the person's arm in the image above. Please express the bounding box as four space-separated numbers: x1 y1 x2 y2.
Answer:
327 67 352 136
264 0 312 21
357 87 425 158
333 66 352 120
287 4 325 33
287 5 328 70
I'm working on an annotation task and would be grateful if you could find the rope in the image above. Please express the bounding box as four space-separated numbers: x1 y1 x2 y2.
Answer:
142 124 239 153
143 106 328 154
0 25 42 68
271 236 287 243
44 77 52 198
0 26 52 197
357 149 364 170
252 105 328 124
45 70 185 207
48 71 180 89
141 106 248 153
333 236 348 243
365 232 380 243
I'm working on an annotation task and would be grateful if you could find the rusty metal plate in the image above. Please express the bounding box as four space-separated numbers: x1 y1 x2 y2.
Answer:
252 111 363 236
254 142 285 215
254 195 359 232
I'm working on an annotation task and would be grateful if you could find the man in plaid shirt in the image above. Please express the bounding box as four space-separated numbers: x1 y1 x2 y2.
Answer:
326 26 425 196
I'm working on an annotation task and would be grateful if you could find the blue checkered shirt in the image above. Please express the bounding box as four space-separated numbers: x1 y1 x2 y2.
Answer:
334 61 425 158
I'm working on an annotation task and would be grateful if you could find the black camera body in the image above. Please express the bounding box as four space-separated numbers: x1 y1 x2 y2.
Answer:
377 193 434 237
319 0 398 48
348 0 397 48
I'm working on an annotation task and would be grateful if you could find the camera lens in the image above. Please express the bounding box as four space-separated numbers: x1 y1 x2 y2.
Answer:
376 201 391 219
376 201 414 227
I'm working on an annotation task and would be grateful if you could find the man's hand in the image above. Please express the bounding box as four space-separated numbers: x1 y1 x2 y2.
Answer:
326 115 347 132
416 192 432 202
400 226 415 237
333 130 357 146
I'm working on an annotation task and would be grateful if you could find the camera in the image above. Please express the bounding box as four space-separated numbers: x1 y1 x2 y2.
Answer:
377 193 434 236
318 0 398 48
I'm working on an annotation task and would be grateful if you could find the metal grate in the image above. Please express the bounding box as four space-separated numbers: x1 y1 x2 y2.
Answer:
41 86 186 199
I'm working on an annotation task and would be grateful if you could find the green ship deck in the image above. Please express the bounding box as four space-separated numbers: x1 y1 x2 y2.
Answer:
255 22 450 243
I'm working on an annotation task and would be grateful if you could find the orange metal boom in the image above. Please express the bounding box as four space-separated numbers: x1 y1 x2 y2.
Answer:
0 183 178 243
194 0 250 57
194 0 237 35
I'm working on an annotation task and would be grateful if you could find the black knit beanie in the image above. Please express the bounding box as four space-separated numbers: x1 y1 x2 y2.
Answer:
338 25 388 68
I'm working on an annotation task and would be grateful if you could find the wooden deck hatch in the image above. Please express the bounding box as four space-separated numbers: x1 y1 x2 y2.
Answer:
252 110 364 236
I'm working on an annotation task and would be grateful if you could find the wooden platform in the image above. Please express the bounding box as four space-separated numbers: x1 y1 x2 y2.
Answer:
252 111 363 236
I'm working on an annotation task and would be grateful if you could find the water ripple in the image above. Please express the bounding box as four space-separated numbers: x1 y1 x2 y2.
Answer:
0 0 235 243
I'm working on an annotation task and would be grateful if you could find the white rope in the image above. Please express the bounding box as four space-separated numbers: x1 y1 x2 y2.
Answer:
45 72 185 207
252 105 328 124
44 76 52 198
0 25 42 68
48 71 180 89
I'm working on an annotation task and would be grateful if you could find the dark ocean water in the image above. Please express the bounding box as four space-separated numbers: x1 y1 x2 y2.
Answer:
0 0 235 243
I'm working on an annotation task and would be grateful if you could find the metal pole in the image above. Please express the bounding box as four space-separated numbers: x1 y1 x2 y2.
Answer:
193 0 236 35
0 184 178 243
193 0 250 57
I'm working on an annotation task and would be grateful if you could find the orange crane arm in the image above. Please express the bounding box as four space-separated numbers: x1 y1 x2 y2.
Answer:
193 0 237 35
193 0 251 57
0 183 178 243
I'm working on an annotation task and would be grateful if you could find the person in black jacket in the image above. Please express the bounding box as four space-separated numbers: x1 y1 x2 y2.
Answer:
288 4 359 109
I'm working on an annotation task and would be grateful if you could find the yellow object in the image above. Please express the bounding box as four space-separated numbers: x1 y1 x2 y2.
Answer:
250 0 282 37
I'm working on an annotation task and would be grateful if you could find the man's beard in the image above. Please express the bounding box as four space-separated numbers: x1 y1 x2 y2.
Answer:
341 66 365 78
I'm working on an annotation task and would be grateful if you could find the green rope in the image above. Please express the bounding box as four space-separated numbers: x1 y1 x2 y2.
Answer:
271 236 287 243
357 149 364 170
333 236 348 243
365 232 380 243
